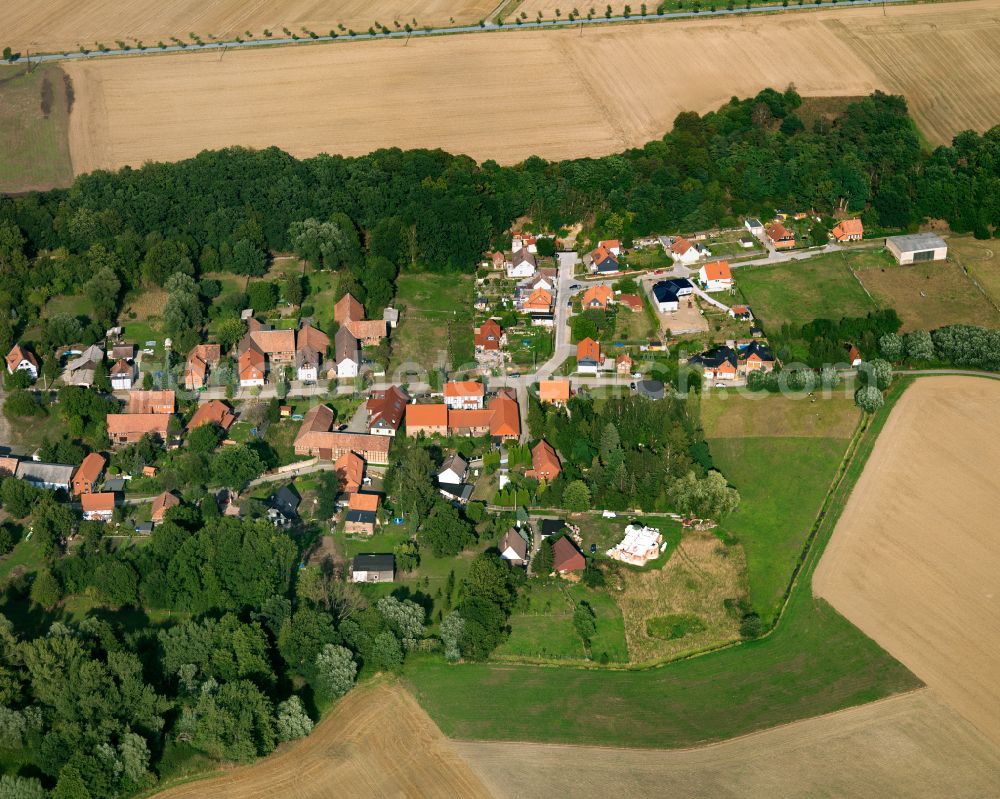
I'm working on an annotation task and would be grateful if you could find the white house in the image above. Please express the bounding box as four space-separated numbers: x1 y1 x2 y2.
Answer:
886 233 948 265
744 217 765 237
444 381 485 410
511 234 537 254
110 358 136 391
296 347 323 383
5 345 39 381
335 327 360 380
597 239 622 257
507 249 537 279
651 279 694 313
698 260 734 293
437 454 469 485
670 237 710 266
499 527 530 567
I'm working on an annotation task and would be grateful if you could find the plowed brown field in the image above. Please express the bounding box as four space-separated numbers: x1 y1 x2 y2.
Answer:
153 680 492 799
815 375 1000 749
61 0 1000 176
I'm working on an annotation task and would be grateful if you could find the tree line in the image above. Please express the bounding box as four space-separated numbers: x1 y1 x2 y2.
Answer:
3 90 1000 353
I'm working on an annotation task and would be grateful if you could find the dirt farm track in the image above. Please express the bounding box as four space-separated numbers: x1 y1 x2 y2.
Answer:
57 0 1000 174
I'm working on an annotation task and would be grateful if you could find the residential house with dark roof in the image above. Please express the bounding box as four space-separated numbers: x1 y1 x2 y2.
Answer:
437 454 469 485
651 279 694 313
270 486 301 519
688 346 739 382
345 492 380 536
335 326 360 380
500 527 530 567
351 554 394 583
62 344 104 387
588 246 620 275
507 248 537 279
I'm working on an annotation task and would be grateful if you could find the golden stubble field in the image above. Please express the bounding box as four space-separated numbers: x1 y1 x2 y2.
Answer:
0 0 496 55
455 690 1000 798
152 679 492 799
814 376 1000 749
60 0 1000 176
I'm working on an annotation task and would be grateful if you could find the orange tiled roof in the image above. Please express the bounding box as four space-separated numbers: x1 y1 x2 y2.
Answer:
702 261 732 281
538 379 570 403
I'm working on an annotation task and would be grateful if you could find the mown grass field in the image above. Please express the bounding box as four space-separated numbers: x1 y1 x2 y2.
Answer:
389 272 474 376
703 393 860 622
0 64 74 193
737 252 877 330
405 385 916 748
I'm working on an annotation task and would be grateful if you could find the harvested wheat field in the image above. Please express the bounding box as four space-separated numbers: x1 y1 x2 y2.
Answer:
61 0 1000 175
0 0 495 56
153 679 491 799
454 689 1000 798
815 376 1000 749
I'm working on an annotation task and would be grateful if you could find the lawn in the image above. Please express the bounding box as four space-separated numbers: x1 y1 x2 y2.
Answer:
614 304 656 342
496 580 628 664
404 382 920 749
737 252 878 330
0 64 74 193
389 273 474 376
337 527 479 630
854 255 1000 332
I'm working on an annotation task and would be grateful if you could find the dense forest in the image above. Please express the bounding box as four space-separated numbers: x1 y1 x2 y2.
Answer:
2 89 1000 351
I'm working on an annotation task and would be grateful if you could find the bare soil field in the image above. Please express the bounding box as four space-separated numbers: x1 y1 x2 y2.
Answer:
855 259 1000 332
618 532 744 663
815 376 1000 749
0 0 496 55
454 689 1000 798
153 679 492 799
59 0 1000 177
